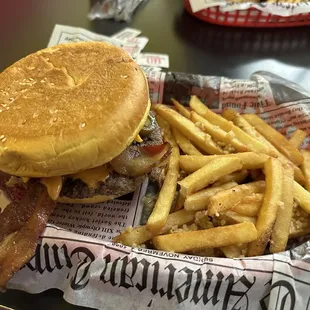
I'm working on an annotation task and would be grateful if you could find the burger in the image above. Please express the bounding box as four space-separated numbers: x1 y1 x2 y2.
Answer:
0 41 169 203
0 42 169 288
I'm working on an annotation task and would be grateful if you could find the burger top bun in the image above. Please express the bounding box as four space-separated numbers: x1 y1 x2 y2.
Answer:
0 41 150 177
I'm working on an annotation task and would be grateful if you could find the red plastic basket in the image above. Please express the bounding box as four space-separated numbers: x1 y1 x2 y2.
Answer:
184 0 310 27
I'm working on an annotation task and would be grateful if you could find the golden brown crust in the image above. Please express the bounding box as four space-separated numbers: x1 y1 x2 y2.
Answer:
0 42 150 177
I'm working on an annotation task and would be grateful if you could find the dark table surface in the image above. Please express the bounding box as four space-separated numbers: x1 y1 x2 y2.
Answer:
0 0 310 309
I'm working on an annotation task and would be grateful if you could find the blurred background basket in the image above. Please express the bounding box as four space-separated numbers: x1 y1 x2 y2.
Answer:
184 0 310 27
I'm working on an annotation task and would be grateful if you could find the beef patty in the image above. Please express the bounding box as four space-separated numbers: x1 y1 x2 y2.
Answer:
59 112 166 199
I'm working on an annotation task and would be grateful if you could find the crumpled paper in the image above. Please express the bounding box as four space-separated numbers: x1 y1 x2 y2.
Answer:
88 0 148 22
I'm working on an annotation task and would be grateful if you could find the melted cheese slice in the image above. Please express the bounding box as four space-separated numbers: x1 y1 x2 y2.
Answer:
21 177 30 183
134 134 143 143
0 189 11 213
70 165 110 189
41 176 63 201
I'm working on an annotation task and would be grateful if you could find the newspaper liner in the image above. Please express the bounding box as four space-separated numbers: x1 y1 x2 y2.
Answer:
189 0 310 16
6 25 310 309
49 25 167 70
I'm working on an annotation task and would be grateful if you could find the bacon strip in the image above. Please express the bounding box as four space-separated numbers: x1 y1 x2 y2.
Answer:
0 182 56 290
0 181 40 243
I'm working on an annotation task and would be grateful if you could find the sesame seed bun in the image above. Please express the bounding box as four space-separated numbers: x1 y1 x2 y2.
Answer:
0 42 150 177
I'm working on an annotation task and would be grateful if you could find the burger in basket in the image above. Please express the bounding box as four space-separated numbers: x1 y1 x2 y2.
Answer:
0 42 169 289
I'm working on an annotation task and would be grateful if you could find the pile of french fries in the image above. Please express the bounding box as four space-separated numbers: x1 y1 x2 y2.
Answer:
114 96 310 258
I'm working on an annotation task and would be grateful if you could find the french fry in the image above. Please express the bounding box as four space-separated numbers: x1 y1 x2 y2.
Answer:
172 127 202 155
221 244 248 258
274 153 305 185
223 110 305 184
218 211 257 225
293 181 310 214
231 193 264 217
171 98 190 119
289 129 306 148
270 165 294 253
153 104 223 155
190 96 269 154
160 209 196 232
178 157 242 196
155 114 173 140
243 114 304 166
289 227 310 239
184 181 238 211
114 226 152 247
190 112 247 152
116 98 310 259
301 150 310 191
114 209 196 246
146 120 180 233
289 203 310 239
222 109 278 157
179 153 269 173
208 181 266 216
212 170 248 187
152 222 258 253
247 158 283 257
174 191 186 211
276 156 304 185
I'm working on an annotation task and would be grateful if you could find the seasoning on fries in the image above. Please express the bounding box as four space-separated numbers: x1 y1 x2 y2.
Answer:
289 129 307 148
114 209 195 246
208 181 266 216
179 152 269 173
231 193 264 217
243 114 304 166
184 181 238 211
222 109 278 157
178 157 242 196
114 95 310 260
190 96 269 154
270 165 294 253
153 104 223 155
190 111 247 152
247 158 283 257
172 127 202 156
152 222 257 253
